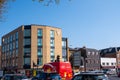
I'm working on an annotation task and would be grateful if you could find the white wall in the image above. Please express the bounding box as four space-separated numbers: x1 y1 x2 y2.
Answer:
101 58 116 66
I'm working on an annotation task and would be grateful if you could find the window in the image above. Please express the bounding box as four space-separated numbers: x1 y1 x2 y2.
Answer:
96 52 98 55
10 43 12 51
13 42 15 49
106 63 109 65
5 38 7 44
7 44 9 51
102 63 105 65
13 50 15 57
109 48 112 52
24 38 31 46
62 58 67 62
37 57 43 65
38 38 42 46
51 56 54 62
16 49 18 56
16 32 18 39
24 48 31 53
62 41 66 47
38 29 42 37
24 29 31 37
50 39 54 47
10 35 12 42
24 58 30 64
88 52 91 55
50 48 54 56
8 37 10 43
92 52 95 55
16 40 18 48
12 33 15 40
62 49 66 56
50 30 54 38
38 48 42 56
111 63 114 66
2 46 4 53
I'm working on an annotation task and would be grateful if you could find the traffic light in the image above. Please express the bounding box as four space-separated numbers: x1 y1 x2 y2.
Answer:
57 55 60 62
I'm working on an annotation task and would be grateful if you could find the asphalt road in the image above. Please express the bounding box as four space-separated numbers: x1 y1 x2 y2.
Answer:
108 75 120 80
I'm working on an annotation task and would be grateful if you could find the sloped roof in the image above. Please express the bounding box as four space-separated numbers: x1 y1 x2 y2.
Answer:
99 47 117 54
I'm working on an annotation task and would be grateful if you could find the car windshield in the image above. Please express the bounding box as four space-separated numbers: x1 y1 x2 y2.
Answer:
35 72 61 80
2 74 28 80
14 75 27 79
72 74 108 80
50 74 61 79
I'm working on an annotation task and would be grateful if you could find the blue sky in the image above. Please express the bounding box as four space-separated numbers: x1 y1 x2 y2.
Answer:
1 0 120 49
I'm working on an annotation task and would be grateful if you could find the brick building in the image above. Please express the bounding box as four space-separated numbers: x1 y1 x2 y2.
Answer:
69 47 101 72
1 24 68 72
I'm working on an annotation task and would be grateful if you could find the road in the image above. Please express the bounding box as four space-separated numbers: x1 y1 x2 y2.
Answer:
108 75 120 80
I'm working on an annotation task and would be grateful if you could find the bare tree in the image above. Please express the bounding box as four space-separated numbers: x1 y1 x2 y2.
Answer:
0 0 7 21
0 0 71 22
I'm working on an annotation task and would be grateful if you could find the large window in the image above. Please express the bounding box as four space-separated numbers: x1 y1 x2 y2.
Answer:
38 38 42 46
10 43 12 51
24 29 31 37
50 30 54 38
62 49 66 56
37 57 43 65
16 40 18 48
13 42 15 49
24 48 31 53
10 35 12 42
50 48 54 56
38 29 42 37
2 46 4 53
51 56 54 62
38 48 42 56
12 33 15 40
50 39 54 47
24 38 31 46
16 49 18 56
62 41 66 47
24 58 30 65
16 32 18 39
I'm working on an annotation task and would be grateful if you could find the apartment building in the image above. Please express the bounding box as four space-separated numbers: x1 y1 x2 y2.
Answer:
101 58 116 69
1 24 68 72
99 47 118 58
99 47 120 69
80 47 101 71
69 47 101 72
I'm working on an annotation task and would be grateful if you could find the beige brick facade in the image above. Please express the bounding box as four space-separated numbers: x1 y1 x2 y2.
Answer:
1 25 67 71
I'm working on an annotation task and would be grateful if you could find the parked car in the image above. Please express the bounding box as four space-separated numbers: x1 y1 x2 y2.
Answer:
117 68 120 77
31 71 61 80
102 69 116 75
72 72 109 80
1 74 29 80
